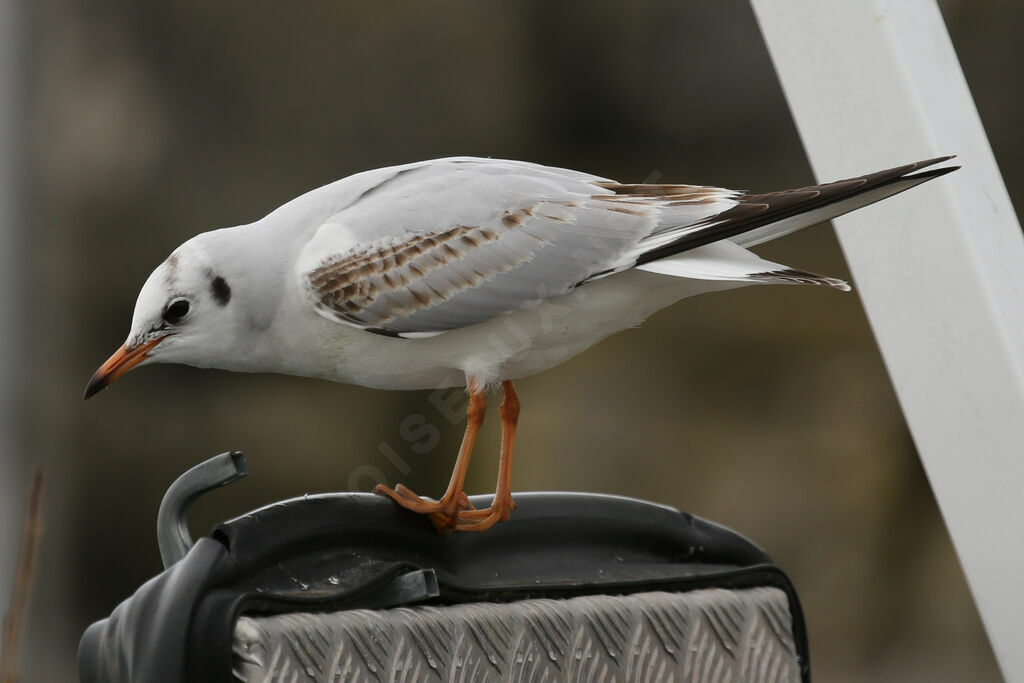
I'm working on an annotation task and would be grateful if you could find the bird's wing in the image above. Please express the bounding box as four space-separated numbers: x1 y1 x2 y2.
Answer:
297 158 735 337
297 156 956 337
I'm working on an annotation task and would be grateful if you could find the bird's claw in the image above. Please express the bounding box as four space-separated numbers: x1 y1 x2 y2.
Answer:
435 495 516 533
374 483 515 533
373 483 475 530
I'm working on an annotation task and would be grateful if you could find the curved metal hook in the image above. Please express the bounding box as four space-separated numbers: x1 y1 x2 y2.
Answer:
156 451 248 569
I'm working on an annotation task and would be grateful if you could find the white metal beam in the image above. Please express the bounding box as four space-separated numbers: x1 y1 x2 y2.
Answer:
751 1 1024 679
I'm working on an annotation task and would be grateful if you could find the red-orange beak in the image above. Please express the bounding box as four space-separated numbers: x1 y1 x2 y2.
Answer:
83 337 165 399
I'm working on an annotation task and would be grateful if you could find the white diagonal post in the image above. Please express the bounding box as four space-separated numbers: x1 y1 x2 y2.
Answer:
751 1 1024 679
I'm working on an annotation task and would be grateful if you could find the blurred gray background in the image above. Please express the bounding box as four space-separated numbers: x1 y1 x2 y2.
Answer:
6 0 1021 680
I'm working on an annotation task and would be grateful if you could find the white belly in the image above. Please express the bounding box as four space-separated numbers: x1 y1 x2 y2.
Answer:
307 271 745 390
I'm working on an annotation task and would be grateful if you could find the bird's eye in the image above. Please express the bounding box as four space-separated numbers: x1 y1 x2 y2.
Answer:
163 299 191 325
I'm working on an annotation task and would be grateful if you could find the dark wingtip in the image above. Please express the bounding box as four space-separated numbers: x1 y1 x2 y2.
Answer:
906 154 956 170
905 163 961 182
912 154 958 170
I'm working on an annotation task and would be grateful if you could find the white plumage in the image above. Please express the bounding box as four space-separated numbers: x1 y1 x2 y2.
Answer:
85 155 956 531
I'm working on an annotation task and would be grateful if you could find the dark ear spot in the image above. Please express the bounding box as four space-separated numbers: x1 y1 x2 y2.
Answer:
210 276 232 306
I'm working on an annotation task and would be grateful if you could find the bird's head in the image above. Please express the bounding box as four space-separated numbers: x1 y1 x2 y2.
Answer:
84 235 238 399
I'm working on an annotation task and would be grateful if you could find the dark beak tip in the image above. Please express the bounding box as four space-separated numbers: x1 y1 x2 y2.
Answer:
83 373 109 400
84 337 163 400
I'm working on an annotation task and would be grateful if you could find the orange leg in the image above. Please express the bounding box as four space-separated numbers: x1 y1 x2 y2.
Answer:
374 382 487 531
454 380 519 532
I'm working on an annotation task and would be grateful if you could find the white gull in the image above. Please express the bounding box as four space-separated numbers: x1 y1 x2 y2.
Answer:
85 156 957 531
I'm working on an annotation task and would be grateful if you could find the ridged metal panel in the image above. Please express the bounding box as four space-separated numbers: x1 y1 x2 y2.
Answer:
232 587 800 682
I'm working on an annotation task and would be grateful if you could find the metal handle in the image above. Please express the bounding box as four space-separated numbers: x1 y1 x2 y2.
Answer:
156 451 248 569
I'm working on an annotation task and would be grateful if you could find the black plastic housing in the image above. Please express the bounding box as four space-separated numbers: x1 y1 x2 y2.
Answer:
78 491 809 683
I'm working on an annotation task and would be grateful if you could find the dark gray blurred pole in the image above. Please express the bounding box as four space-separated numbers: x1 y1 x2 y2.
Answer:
0 0 26 607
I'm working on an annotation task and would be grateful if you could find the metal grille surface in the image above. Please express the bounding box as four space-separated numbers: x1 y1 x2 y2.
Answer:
232 587 801 682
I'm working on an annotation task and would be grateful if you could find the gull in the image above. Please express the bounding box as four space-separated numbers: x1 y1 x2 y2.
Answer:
84 156 956 532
